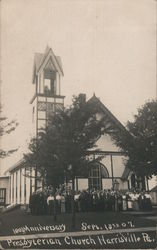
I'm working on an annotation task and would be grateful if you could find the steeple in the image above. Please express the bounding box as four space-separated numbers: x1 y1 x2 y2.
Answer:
30 47 65 135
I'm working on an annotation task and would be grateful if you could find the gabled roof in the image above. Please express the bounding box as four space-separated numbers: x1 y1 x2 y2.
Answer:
32 46 64 83
6 159 25 174
87 94 126 132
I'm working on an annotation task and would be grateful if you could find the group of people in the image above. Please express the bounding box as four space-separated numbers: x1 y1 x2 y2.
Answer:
29 185 152 216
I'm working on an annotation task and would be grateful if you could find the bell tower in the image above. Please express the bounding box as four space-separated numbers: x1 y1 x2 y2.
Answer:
30 46 65 135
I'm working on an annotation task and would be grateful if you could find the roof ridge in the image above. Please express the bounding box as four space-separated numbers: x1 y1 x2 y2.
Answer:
87 95 126 131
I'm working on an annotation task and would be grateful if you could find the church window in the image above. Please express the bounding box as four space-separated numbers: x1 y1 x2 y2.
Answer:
101 165 109 178
89 163 102 190
88 163 109 190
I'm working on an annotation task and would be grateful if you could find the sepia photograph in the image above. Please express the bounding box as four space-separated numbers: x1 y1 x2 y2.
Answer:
0 0 157 249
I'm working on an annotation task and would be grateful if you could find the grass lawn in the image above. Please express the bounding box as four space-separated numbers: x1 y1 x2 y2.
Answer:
0 208 155 236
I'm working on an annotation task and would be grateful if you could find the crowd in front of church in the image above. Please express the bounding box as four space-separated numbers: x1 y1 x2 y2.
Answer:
29 185 152 216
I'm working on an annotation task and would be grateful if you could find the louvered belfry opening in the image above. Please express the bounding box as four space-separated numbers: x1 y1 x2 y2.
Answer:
44 69 56 96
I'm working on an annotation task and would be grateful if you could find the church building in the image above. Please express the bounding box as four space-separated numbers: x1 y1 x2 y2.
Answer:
3 47 147 207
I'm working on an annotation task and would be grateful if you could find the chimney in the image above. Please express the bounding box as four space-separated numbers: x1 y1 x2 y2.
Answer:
79 93 86 104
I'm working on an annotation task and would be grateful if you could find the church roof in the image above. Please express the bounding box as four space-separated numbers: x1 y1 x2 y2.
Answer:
6 159 26 174
87 95 126 132
32 46 64 83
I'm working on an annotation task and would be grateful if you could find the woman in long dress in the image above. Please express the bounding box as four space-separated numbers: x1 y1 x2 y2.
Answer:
122 194 127 211
61 193 66 213
47 193 55 215
144 191 152 211
127 192 133 210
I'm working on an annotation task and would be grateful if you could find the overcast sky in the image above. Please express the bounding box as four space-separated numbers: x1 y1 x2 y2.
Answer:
1 0 156 174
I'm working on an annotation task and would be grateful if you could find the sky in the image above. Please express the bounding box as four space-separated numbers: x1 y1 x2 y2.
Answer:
0 0 156 175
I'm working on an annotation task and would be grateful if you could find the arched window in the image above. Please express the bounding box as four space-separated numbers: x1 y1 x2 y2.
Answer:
101 165 109 178
88 163 109 190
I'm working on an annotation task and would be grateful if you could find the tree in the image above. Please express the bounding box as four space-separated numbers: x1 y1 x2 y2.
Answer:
24 94 112 227
0 105 18 158
111 100 157 180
